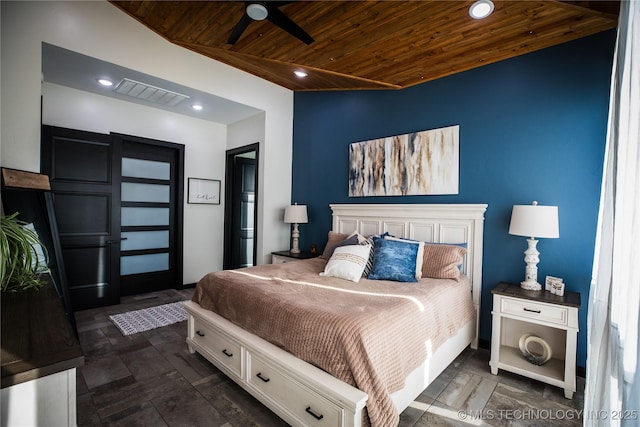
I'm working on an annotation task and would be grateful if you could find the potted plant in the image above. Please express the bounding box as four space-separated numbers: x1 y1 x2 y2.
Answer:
0 212 48 292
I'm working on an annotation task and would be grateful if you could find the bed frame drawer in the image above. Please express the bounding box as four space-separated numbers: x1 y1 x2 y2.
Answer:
247 352 342 426
191 317 243 378
185 301 367 427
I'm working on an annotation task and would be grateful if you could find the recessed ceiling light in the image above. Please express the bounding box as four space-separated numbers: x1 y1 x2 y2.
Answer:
192 104 203 111
469 0 494 19
294 70 308 78
97 78 113 87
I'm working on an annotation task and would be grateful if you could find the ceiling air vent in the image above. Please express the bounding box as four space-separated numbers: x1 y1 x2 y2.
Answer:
114 78 190 107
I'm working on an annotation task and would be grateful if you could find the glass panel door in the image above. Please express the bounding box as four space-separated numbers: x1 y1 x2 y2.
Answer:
120 157 171 277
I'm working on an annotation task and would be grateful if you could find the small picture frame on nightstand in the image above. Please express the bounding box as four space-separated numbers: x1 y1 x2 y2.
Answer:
545 276 564 294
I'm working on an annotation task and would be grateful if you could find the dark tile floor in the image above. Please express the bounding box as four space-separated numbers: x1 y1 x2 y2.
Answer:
75 288 584 426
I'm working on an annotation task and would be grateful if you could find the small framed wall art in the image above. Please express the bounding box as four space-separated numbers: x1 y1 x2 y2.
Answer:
188 178 221 204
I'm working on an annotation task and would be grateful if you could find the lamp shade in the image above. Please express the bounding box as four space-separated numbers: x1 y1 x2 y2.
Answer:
284 204 308 224
509 202 559 239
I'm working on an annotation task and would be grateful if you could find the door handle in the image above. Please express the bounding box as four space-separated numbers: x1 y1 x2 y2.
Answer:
106 237 128 244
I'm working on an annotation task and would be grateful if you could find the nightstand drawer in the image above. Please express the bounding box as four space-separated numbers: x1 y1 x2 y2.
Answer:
501 297 568 326
271 254 289 264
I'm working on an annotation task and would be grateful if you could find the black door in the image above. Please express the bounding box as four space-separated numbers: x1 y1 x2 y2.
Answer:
224 144 259 269
42 126 184 310
231 157 256 268
116 134 184 296
41 126 122 309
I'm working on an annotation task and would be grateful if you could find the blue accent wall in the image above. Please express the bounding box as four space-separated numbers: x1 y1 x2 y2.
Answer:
291 30 616 368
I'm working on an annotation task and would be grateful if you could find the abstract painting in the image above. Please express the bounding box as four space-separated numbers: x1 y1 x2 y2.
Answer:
348 125 459 197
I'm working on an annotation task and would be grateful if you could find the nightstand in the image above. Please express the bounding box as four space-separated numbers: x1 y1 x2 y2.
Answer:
271 250 317 264
490 282 581 399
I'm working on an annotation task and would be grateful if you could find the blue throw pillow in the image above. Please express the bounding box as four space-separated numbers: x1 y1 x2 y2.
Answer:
368 237 418 282
360 232 389 277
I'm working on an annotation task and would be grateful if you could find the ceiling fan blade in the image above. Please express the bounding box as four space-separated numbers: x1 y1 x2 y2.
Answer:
227 12 253 45
266 5 314 45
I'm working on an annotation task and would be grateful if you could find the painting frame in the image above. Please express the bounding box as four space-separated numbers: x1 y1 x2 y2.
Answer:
348 125 459 197
187 178 221 205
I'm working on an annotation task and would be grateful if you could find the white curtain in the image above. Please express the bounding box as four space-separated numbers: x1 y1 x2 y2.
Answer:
585 1 640 426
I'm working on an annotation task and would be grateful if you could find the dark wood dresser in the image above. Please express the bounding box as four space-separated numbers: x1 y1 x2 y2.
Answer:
1 275 84 426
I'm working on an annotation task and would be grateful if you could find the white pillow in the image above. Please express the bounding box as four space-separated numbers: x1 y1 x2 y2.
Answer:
319 244 371 282
383 235 424 279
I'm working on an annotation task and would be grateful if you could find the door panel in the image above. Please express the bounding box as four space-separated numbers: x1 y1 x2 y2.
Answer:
121 253 169 275
53 193 110 234
224 146 258 270
121 230 169 251
237 158 256 267
121 182 170 203
238 192 255 266
121 207 170 226
63 247 109 285
121 157 171 180
51 139 111 182
117 134 184 296
41 126 121 310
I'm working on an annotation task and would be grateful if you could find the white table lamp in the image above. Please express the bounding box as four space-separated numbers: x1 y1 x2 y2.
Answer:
509 201 559 290
284 203 308 254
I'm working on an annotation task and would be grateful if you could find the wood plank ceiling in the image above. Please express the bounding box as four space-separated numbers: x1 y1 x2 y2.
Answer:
110 1 619 92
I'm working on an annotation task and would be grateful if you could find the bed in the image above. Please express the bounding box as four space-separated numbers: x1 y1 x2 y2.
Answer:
185 203 487 426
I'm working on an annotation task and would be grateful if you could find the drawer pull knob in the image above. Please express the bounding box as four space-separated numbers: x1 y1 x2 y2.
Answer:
523 308 541 314
305 406 324 420
196 330 205 337
222 349 233 357
256 372 270 383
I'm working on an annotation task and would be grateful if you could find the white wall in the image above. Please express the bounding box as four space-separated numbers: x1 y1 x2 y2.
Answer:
1 1 294 281
228 113 292 259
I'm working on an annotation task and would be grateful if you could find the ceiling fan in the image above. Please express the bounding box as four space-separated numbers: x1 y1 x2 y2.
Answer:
227 1 314 45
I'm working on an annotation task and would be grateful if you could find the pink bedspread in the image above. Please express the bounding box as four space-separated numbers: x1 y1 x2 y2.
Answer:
192 258 475 426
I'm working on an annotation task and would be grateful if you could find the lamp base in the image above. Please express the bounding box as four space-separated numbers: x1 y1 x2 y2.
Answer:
519 238 543 291
520 280 543 291
290 223 301 254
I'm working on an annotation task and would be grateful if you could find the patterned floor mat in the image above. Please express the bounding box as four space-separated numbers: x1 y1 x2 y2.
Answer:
109 301 188 336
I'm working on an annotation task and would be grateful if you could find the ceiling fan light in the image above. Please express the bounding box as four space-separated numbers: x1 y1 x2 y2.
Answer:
246 3 268 21
469 0 494 19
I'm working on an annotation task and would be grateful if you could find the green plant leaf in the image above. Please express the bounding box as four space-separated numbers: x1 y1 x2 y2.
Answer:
0 212 48 292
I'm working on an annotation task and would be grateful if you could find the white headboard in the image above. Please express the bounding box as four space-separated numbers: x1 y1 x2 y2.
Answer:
330 203 488 348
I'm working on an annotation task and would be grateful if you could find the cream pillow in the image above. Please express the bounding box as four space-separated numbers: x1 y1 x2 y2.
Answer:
421 243 467 281
319 244 371 282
